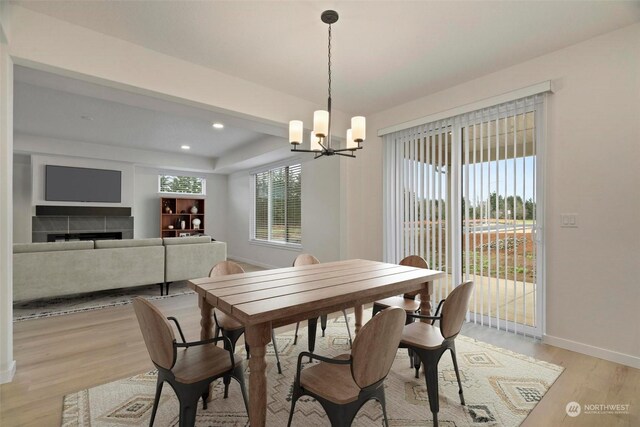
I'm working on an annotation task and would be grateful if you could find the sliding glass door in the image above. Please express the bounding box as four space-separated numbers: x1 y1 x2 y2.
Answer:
383 95 545 337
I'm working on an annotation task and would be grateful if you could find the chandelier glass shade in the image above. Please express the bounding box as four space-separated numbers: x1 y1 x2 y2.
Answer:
289 10 366 158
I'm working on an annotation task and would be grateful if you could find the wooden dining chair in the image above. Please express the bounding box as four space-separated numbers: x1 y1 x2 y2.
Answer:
291 254 353 348
287 307 406 427
372 255 429 316
399 281 474 427
210 261 284 374
372 255 433 368
133 297 248 427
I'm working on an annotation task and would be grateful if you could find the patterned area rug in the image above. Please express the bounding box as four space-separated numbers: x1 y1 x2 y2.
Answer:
61 312 563 426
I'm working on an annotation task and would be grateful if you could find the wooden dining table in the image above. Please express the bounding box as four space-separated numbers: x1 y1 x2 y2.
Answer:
188 259 444 426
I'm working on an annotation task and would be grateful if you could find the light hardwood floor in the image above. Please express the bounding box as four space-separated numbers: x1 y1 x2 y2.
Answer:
1 292 638 426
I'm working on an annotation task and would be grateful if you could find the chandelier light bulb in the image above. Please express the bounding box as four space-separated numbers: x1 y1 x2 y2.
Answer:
289 120 303 145
313 110 329 137
346 129 357 149
310 131 322 151
351 116 366 142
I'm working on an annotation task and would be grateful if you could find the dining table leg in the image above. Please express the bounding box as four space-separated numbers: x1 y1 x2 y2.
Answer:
245 322 271 427
198 295 213 340
419 281 434 322
354 304 363 335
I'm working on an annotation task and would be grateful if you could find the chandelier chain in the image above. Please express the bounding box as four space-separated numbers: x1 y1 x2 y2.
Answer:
328 24 332 100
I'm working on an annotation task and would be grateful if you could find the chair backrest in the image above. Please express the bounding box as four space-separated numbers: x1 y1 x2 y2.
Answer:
293 253 320 267
440 281 474 339
351 307 406 389
399 255 429 299
133 297 176 370
209 260 245 277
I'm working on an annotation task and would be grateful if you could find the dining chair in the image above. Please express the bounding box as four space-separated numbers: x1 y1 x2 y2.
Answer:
372 255 432 368
399 280 474 427
210 261 284 374
287 307 406 427
133 297 248 427
291 254 353 348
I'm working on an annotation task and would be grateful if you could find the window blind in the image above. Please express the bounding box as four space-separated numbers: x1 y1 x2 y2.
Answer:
383 93 546 337
253 164 302 245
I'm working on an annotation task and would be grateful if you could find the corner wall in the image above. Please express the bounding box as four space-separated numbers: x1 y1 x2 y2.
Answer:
0 16 15 383
344 23 640 366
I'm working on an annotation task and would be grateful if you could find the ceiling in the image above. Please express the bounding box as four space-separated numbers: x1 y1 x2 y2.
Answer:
14 66 280 158
13 1 640 115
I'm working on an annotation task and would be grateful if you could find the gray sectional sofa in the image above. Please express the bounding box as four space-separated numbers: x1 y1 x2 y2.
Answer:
13 236 226 301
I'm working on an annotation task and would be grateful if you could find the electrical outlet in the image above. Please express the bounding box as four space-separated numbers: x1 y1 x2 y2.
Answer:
560 213 578 228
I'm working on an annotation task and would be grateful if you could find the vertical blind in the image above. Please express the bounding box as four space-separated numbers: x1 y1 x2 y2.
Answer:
254 164 302 244
383 94 545 336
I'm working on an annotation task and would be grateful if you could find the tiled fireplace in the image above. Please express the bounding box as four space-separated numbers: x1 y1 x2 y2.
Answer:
32 206 133 243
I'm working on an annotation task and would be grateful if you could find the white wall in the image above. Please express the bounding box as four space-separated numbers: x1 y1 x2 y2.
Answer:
134 166 228 241
226 156 341 268
344 23 640 366
0 12 15 383
12 154 31 243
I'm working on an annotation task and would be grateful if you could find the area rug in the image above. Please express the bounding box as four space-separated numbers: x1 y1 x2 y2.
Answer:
13 282 194 322
61 312 563 426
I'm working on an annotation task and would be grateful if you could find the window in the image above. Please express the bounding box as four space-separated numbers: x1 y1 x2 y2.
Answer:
159 175 205 195
383 93 546 337
253 164 301 245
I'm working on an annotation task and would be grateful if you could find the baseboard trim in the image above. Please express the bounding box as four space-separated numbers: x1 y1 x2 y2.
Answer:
543 334 640 369
0 360 16 384
227 255 279 270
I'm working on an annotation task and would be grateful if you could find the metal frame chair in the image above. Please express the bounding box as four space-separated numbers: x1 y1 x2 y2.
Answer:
133 297 248 427
287 307 406 427
291 254 353 349
372 255 430 368
209 261 284 374
399 281 474 427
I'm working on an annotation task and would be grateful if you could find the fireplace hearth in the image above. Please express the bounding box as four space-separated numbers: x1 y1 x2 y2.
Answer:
32 205 133 243
47 232 123 242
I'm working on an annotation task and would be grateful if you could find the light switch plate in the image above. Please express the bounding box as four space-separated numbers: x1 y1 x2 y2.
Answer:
560 213 578 228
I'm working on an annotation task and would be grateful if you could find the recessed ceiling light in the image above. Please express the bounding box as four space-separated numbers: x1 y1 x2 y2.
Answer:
212 123 224 129
180 145 190 150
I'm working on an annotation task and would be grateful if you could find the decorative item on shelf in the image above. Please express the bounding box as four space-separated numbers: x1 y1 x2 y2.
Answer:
180 220 186 230
179 232 190 237
164 204 170 213
192 218 201 230
190 202 198 214
180 210 186 214
288 10 365 159
168 225 174 230
168 209 172 214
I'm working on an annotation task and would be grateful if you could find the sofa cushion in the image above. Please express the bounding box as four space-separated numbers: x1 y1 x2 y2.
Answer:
165 240 226 282
95 238 163 249
163 236 211 246
13 241 94 254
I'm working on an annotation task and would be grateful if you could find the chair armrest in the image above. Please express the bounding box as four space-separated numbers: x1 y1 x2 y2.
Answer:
175 336 227 348
407 312 442 325
175 336 236 368
433 299 446 317
294 351 352 387
167 317 187 343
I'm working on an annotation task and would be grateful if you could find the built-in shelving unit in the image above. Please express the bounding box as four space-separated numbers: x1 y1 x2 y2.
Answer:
160 197 205 238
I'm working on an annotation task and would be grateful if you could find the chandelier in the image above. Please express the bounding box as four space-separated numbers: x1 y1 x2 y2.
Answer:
289 10 366 158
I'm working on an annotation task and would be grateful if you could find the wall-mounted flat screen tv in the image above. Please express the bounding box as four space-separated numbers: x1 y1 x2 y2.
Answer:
45 165 122 203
